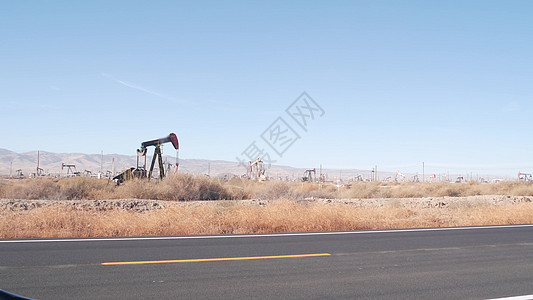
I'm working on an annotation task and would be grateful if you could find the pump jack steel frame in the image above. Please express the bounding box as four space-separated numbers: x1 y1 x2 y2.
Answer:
147 145 166 180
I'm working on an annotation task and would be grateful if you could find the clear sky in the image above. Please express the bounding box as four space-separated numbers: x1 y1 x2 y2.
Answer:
1 1 532 177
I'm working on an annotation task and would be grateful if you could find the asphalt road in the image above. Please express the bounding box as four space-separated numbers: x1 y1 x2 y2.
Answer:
1 225 533 300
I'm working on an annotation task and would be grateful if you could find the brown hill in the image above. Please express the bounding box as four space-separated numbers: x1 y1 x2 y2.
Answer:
0 148 388 181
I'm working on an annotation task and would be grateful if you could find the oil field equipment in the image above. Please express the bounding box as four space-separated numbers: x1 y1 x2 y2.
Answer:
412 174 421 183
248 158 266 181
302 169 316 182
518 172 532 182
395 171 406 182
62 163 80 176
113 133 179 183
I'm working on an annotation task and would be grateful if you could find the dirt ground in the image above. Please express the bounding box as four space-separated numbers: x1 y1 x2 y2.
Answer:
2 195 532 213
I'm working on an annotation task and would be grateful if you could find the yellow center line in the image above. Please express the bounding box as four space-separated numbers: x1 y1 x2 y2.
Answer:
101 253 331 266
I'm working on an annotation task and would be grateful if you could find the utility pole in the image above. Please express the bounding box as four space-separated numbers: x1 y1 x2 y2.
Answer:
422 162 425 183
37 150 40 176
100 150 103 175
10 160 13 178
375 165 378 182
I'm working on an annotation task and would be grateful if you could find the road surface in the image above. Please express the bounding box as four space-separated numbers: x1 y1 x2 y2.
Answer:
1 225 533 299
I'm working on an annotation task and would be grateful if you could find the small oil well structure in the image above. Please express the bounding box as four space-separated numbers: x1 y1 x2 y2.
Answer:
247 158 266 181
113 133 179 183
302 168 316 182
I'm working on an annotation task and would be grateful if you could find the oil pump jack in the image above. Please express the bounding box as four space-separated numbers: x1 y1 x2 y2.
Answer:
247 158 266 181
137 133 179 180
302 169 316 182
113 133 179 183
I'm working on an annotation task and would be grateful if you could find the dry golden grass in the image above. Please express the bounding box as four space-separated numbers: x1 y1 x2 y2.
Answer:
2 200 533 238
0 175 233 201
2 177 533 238
3 177 533 201
337 181 533 198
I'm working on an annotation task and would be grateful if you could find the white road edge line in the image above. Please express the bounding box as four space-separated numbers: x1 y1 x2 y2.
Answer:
486 294 533 300
2 224 533 243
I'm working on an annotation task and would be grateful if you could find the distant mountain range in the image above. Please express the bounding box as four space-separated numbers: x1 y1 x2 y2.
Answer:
0 148 385 181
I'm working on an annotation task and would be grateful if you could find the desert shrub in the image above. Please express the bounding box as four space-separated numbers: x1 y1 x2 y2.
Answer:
293 182 318 195
502 182 533 196
434 185 462 197
113 179 158 199
57 177 111 200
0 182 5 198
158 174 231 201
340 182 389 198
190 176 230 200
250 181 300 200
389 184 426 198
307 185 338 199
509 185 533 196
223 177 253 200
3 178 61 200
224 185 251 200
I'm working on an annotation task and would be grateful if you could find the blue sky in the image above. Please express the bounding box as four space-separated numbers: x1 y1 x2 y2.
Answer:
1 1 532 176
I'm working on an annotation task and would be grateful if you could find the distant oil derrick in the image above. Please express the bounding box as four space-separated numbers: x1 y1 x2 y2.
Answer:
302 169 316 182
518 172 532 183
247 158 266 181
62 163 80 176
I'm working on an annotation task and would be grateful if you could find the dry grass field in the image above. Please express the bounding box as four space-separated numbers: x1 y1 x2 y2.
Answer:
3 175 533 201
1 175 533 238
